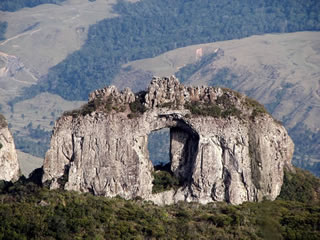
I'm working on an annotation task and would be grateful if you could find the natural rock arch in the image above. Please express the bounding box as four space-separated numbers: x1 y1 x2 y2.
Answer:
42 76 294 205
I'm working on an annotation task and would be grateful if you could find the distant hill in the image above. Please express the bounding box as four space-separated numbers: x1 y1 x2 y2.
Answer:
19 0 320 101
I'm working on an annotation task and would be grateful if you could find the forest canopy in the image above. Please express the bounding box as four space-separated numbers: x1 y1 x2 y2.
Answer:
0 167 319 239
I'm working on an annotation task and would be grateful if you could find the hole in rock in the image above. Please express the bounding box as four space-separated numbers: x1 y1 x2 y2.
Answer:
148 128 179 194
148 128 170 169
147 124 200 194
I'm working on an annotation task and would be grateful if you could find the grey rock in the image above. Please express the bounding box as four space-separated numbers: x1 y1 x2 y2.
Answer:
0 114 20 181
43 76 294 205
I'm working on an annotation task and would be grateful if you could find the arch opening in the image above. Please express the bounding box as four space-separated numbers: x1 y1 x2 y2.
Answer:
148 128 170 169
147 120 200 194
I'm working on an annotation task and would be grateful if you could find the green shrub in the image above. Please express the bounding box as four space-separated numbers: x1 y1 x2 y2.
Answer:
216 92 233 107
278 167 320 203
129 91 147 117
245 97 268 118
184 102 222 118
152 170 180 194
129 101 146 113
221 106 242 118
185 100 242 119
63 96 115 117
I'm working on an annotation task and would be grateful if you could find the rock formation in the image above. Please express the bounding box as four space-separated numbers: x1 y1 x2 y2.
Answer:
43 76 294 205
0 114 20 181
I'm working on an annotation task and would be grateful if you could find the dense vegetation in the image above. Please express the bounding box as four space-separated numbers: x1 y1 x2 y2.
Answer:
0 167 319 239
152 167 180 194
184 90 267 120
0 0 65 12
278 168 320 203
0 21 7 41
18 0 320 102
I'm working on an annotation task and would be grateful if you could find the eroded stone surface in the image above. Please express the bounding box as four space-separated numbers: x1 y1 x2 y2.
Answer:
43 76 294 205
0 115 20 181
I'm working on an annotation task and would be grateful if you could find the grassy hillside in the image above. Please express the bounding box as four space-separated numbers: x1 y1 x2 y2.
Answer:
20 0 320 101
0 168 319 239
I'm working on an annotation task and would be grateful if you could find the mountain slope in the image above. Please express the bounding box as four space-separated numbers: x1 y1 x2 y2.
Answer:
19 0 320 101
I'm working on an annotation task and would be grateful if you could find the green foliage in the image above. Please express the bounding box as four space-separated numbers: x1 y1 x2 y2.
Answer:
1 176 320 240
64 96 129 119
63 97 114 118
0 0 66 12
184 95 243 119
185 101 222 118
0 170 317 238
19 0 320 101
278 167 320 203
0 21 7 41
128 91 147 118
0 142 2 149
216 92 242 118
129 101 146 114
245 97 269 118
152 170 180 194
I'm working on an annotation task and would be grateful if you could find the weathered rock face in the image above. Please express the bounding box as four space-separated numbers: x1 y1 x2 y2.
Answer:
0 114 20 181
43 76 294 205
